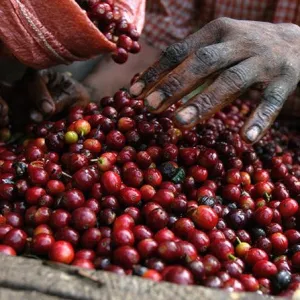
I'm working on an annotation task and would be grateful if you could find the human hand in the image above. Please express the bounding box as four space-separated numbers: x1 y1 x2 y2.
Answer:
83 39 160 102
0 69 89 130
130 18 300 143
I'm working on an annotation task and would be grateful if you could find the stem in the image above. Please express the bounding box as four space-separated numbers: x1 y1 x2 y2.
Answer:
62 171 72 179
236 237 242 245
228 254 237 261
264 192 271 202
90 159 99 163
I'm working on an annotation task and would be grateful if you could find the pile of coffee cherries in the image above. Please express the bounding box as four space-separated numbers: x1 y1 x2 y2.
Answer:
76 0 141 63
0 87 299 297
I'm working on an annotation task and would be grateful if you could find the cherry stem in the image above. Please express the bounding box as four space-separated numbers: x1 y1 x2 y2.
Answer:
264 192 271 202
90 159 99 163
62 171 72 179
241 191 249 196
228 254 237 261
236 237 242 244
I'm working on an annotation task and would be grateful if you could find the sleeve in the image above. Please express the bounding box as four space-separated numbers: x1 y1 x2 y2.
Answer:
141 0 202 50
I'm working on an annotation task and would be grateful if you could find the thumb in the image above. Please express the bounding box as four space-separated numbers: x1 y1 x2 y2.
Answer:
21 69 55 116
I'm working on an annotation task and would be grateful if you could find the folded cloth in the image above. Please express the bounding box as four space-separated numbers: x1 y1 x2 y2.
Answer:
0 0 145 69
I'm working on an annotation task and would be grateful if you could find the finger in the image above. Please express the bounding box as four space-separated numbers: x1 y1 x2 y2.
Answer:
30 109 44 123
22 69 55 116
48 72 90 114
241 76 297 143
143 41 251 113
174 57 263 128
129 18 228 97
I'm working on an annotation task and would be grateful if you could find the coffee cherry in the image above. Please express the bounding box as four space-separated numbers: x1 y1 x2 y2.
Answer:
253 260 278 278
65 131 78 144
113 246 140 269
210 239 234 261
0 244 16 256
74 120 91 136
146 208 168 231
163 266 194 285
239 274 259 292
54 227 80 247
31 233 55 255
187 229 210 253
272 270 292 293
245 248 268 266
49 241 75 264
112 48 128 64
75 249 96 261
3 228 27 253
72 258 95 269
119 187 141 207
50 209 71 230
101 171 121 194
80 228 101 249
236 240 251 258
191 205 218 230
152 189 175 209
254 206 274 226
203 254 221 276
270 232 288 255
72 207 97 231
62 189 85 211
279 198 299 218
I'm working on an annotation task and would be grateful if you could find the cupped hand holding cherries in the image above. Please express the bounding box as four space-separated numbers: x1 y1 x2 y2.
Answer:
76 0 142 64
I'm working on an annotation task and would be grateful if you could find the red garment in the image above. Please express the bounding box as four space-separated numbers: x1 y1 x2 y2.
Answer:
142 0 300 49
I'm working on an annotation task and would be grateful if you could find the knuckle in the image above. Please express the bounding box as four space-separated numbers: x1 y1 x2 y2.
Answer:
141 42 189 84
159 74 183 98
256 104 278 122
264 87 285 108
161 42 189 66
281 63 299 79
256 87 287 123
141 66 160 84
278 23 300 33
212 17 233 28
194 46 220 69
220 67 248 91
193 93 217 115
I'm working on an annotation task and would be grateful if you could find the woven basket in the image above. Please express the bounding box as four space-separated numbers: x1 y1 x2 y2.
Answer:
0 254 298 300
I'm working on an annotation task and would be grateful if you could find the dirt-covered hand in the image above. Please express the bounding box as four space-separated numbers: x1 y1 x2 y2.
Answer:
130 18 300 143
0 69 90 130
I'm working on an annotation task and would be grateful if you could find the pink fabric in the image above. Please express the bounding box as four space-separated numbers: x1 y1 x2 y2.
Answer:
0 0 145 69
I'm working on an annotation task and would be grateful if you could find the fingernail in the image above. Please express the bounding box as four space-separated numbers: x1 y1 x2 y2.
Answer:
41 101 54 114
246 125 261 142
144 91 164 110
30 110 43 123
175 106 198 126
130 81 145 96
